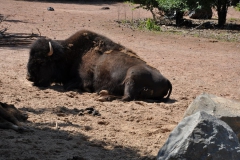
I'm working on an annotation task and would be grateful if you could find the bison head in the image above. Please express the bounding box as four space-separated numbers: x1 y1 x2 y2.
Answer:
27 38 65 87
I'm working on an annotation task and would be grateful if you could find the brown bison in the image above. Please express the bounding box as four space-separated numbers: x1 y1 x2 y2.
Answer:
0 102 28 132
27 30 172 101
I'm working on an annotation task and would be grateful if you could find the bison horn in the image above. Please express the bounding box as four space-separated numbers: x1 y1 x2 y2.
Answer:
48 42 53 56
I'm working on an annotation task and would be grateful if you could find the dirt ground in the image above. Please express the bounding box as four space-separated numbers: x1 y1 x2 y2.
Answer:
0 1 240 160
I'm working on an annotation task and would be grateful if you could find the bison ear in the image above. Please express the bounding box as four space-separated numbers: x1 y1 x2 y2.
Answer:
48 42 54 56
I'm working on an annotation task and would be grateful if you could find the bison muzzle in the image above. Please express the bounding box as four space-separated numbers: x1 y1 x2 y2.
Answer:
27 30 172 101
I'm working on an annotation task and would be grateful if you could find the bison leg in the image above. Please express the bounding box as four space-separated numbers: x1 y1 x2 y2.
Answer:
0 102 30 132
97 90 121 102
0 118 25 132
122 78 137 101
122 65 149 101
122 64 172 101
0 104 20 126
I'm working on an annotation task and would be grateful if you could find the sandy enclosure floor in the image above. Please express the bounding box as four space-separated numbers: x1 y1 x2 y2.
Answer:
0 0 240 160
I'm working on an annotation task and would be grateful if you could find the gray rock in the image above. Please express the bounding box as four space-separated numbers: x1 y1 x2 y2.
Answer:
184 93 240 139
157 111 240 160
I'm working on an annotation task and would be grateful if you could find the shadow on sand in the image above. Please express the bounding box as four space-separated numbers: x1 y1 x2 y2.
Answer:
0 14 42 47
0 32 42 47
0 106 156 160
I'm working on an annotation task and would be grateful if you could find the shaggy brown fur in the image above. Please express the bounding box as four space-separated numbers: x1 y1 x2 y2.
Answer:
27 30 172 101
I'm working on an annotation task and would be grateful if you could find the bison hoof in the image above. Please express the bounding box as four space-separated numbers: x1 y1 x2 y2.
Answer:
97 96 109 102
97 96 117 102
121 96 133 101
98 90 109 96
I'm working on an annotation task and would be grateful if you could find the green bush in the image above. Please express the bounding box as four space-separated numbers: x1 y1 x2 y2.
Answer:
235 3 240 11
145 18 161 31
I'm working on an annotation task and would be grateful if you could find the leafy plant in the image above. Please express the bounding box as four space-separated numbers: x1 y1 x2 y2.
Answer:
132 0 230 26
145 18 161 31
235 3 240 11
157 0 188 11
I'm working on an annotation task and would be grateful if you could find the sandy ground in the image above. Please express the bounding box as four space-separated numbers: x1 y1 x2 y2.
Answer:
0 1 240 160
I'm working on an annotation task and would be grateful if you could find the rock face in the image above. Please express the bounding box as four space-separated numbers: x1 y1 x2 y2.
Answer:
184 93 240 139
157 111 240 160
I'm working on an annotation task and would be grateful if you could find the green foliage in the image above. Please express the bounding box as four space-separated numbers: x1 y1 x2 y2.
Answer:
145 18 161 31
131 0 188 12
120 18 161 31
157 0 188 11
133 0 230 26
186 0 214 11
235 3 240 11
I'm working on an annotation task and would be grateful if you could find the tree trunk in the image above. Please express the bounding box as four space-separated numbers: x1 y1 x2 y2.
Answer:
175 11 184 26
217 0 228 27
150 9 157 22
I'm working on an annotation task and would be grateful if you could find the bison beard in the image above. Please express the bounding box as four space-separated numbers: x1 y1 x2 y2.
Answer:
0 102 29 132
27 30 172 101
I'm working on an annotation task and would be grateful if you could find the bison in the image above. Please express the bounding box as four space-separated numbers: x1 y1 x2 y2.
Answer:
0 102 28 132
27 30 172 101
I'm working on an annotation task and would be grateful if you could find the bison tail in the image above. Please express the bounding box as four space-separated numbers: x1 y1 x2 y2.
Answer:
166 80 172 99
